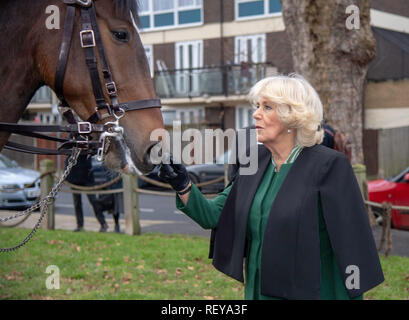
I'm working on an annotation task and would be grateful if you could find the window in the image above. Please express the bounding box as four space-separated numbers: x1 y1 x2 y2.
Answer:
31 86 52 104
162 110 176 125
139 0 202 31
198 109 204 122
179 111 185 124
236 0 281 20
37 112 61 124
176 107 204 125
235 34 266 63
236 105 255 129
175 40 203 95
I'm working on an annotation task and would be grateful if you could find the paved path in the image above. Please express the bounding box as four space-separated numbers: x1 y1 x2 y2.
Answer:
0 210 211 237
372 226 409 258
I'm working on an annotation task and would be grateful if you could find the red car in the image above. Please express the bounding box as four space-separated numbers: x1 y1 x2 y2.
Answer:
367 167 409 230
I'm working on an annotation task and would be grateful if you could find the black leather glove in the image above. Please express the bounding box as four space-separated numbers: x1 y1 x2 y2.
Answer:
158 155 190 192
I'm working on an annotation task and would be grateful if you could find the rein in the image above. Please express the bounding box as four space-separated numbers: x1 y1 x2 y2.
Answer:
0 0 161 160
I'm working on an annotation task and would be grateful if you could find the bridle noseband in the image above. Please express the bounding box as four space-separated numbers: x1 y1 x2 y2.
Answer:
0 0 161 160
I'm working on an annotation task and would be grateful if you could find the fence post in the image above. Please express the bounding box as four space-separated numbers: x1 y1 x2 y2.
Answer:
122 173 140 235
40 159 55 230
224 163 229 187
353 163 366 199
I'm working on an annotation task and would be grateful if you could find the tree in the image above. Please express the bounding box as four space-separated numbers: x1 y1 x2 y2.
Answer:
281 0 376 164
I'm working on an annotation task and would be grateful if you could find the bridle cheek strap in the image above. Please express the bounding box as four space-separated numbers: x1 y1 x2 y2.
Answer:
54 4 76 105
56 0 162 126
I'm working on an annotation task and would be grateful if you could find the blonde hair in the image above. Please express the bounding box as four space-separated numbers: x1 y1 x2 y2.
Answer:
248 74 324 147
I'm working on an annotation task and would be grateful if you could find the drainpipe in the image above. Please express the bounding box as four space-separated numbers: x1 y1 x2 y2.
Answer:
220 0 227 97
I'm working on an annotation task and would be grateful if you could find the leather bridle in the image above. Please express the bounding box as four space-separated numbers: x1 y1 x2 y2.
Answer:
0 0 161 160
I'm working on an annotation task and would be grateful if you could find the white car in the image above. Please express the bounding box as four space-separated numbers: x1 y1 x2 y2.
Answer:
0 154 41 209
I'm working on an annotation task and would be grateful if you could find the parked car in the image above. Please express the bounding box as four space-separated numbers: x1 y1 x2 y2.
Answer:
186 150 232 194
0 154 41 209
138 151 232 194
367 166 409 230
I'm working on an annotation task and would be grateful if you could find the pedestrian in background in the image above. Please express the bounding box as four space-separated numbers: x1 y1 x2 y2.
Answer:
65 154 108 232
95 163 123 233
321 120 335 149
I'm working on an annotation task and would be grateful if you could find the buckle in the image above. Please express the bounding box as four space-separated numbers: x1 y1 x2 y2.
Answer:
77 122 92 134
96 103 113 115
76 0 92 7
97 147 104 162
80 30 96 48
106 82 117 95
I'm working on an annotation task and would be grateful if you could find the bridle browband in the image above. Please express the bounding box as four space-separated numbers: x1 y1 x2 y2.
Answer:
0 0 161 159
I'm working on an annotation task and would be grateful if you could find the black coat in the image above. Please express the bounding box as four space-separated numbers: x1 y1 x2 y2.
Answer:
65 155 94 186
209 144 384 299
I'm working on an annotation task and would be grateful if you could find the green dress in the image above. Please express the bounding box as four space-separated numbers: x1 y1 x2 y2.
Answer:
176 147 363 300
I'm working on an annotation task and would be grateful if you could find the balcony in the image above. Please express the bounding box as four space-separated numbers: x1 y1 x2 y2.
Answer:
30 86 53 104
154 62 276 100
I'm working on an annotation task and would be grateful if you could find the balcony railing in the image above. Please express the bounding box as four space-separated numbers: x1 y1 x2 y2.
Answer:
154 62 276 99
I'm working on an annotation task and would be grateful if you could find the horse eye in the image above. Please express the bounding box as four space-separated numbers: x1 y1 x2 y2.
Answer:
112 31 129 42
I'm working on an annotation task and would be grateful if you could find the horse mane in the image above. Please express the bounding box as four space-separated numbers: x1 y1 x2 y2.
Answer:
113 0 139 21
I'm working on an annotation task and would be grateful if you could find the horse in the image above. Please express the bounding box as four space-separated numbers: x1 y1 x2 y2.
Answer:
0 0 164 174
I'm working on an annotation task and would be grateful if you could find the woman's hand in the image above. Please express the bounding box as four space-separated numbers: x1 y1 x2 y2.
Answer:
158 155 190 193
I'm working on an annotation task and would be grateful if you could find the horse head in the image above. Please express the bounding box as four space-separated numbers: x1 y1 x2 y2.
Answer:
35 0 164 174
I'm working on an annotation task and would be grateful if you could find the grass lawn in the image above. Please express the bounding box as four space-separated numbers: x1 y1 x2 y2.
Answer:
0 228 408 300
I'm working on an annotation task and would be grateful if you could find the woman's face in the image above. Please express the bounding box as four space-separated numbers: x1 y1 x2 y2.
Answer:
252 97 288 145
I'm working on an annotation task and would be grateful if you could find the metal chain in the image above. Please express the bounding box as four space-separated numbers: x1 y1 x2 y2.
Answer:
0 148 81 252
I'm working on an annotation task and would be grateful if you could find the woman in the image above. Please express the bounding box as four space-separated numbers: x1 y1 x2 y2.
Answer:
158 74 384 300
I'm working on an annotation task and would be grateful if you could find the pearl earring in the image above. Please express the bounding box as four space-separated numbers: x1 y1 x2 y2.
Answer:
288 129 291 134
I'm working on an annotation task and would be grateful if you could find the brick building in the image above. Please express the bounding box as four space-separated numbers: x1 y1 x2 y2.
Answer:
20 0 409 178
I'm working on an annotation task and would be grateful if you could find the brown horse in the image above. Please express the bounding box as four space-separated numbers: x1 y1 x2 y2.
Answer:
0 0 164 174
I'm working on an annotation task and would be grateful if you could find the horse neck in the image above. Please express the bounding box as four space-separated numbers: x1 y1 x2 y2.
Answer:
0 0 43 147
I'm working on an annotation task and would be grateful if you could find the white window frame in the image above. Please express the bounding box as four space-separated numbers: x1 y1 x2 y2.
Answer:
139 0 203 32
175 40 203 69
234 34 266 64
177 0 203 10
175 40 203 95
143 44 154 77
235 0 282 21
37 112 62 125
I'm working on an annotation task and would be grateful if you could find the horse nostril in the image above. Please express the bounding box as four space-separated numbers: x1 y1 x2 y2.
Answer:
143 141 162 167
